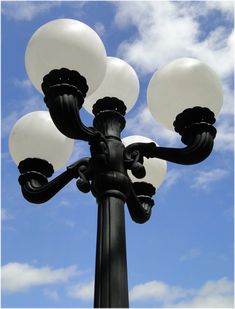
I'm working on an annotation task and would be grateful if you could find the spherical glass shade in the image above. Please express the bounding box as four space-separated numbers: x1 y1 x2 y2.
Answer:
9 111 74 171
147 58 223 131
83 57 140 114
122 135 167 188
25 18 107 96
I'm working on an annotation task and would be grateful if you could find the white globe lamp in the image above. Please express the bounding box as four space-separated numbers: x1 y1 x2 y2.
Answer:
25 18 107 96
9 111 74 171
83 57 139 114
147 58 223 131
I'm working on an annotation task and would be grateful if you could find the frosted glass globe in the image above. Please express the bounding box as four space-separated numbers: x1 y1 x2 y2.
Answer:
147 58 223 131
122 135 167 188
83 57 139 114
25 18 107 96
9 111 74 171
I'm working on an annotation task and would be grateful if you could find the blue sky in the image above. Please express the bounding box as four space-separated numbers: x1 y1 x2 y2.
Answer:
1 1 234 308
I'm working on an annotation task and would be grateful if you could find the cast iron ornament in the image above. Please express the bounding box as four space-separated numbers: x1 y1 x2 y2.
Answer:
17 68 218 308
18 67 218 226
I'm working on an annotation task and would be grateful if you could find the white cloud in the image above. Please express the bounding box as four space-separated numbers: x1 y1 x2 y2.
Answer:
1 80 44 139
13 79 34 93
204 1 234 16
173 277 234 308
191 168 228 190
115 1 233 79
178 0 234 19
2 95 45 138
2 263 78 293
43 288 60 302
130 277 234 308
2 1 61 21
189 27 234 80
94 22 105 37
218 82 234 118
1 208 11 221
129 280 191 304
2 111 20 139
214 120 234 152
115 1 234 155
179 248 202 262
162 169 182 189
115 1 198 75
67 280 94 301
223 206 234 221
62 219 76 229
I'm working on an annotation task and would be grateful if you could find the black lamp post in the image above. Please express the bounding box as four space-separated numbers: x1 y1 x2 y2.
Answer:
9 19 223 308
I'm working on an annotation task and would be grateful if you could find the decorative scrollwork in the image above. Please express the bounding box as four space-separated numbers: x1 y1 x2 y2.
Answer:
123 148 146 179
76 162 92 193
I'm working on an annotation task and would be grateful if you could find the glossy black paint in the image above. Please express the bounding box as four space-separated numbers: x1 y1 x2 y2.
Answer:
17 68 218 308
18 157 91 204
124 107 216 167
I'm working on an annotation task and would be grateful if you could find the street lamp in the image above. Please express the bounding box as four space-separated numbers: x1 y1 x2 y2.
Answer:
9 18 223 308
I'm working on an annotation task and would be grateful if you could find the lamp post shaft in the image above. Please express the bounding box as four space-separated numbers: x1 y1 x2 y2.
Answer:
91 106 129 307
94 196 129 308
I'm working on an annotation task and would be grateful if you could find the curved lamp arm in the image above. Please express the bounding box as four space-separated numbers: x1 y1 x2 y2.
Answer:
124 107 217 169
124 126 216 167
126 182 156 224
41 68 104 143
18 157 92 204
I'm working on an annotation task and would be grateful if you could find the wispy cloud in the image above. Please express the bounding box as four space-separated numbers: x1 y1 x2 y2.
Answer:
67 280 94 301
129 280 192 305
115 1 197 74
1 208 12 221
115 1 234 155
191 168 229 191
223 206 234 221
2 1 61 21
43 288 60 302
2 93 45 139
179 248 202 262
204 1 234 17
214 120 234 153
94 22 105 37
129 277 234 308
12 79 34 93
173 277 234 308
2 263 79 293
115 1 233 79
163 169 182 189
61 219 76 229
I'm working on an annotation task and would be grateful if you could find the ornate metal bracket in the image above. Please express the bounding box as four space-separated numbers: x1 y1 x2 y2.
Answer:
19 68 218 224
124 107 217 172
18 157 92 204
126 182 156 224
41 68 103 143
